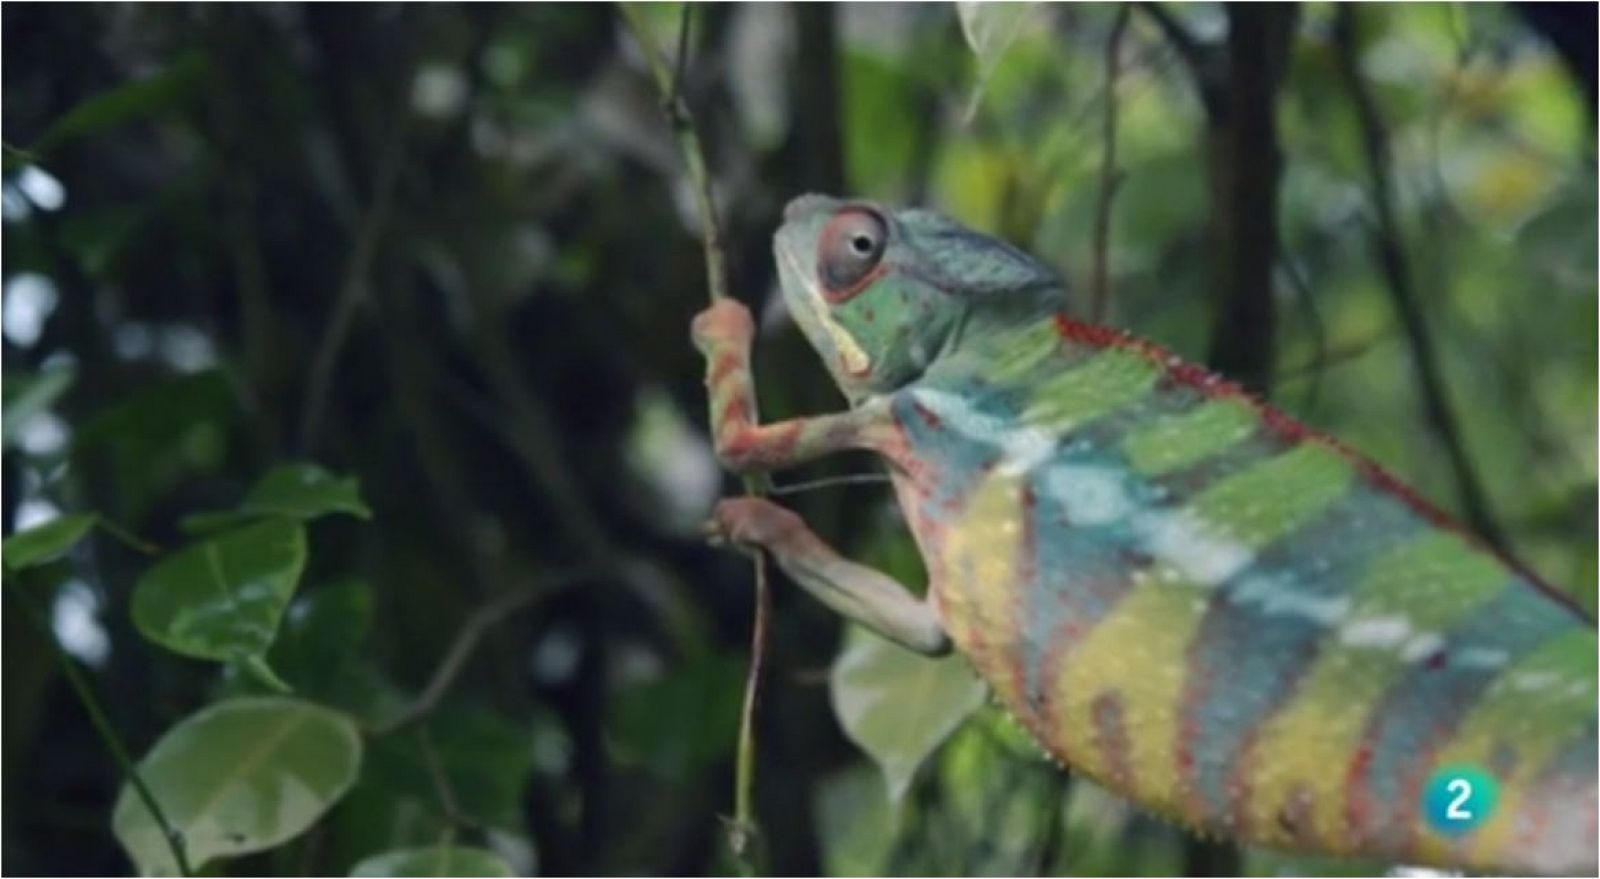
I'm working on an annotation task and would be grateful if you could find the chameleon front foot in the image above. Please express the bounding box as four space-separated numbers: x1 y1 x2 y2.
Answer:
704 497 951 656
703 497 806 551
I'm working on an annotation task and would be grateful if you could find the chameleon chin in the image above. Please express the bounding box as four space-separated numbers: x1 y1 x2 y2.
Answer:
692 193 1598 876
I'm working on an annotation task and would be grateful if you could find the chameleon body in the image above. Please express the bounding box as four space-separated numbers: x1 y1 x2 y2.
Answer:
693 194 1597 874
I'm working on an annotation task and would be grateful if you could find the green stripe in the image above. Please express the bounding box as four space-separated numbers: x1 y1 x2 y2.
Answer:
1190 443 1354 546
986 319 1062 384
1448 627 1597 770
1021 347 1160 432
1471 629 1595 734
1122 398 1259 476
1353 532 1506 621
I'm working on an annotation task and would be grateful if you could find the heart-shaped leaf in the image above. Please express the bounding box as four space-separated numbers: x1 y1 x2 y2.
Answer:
132 518 305 663
829 625 987 803
3 512 97 573
241 463 372 521
112 696 362 875
350 846 515 877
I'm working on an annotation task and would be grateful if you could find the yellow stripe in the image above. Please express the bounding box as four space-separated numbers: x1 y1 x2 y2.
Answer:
1053 568 1209 819
1420 628 1597 865
1049 444 1358 822
1242 533 1509 852
939 471 1027 706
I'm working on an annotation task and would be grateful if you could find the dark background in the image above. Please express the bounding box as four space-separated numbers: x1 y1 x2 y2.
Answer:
3 3 1594 875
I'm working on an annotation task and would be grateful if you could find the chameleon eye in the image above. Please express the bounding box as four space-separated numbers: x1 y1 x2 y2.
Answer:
818 208 888 301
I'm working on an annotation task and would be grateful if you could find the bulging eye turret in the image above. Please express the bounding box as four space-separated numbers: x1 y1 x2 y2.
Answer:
818 208 888 301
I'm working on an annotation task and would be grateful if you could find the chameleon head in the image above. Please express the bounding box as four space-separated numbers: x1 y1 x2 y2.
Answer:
774 193 1064 402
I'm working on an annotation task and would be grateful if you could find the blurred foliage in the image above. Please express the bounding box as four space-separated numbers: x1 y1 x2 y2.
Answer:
2 2 1593 876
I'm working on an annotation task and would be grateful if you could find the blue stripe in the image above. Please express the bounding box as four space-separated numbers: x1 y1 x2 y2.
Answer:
1356 582 1581 842
1178 487 1424 817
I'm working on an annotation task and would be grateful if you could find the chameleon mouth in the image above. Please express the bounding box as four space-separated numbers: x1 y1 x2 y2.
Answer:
778 244 873 377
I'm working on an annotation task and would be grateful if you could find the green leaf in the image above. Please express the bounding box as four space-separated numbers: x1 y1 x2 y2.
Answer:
266 579 374 695
829 624 987 803
179 510 259 537
955 1 1035 119
242 463 372 521
358 706 539 832
813 765 893 877
74 370 237 524
132 518 306 663
111 696 362 875
29 50 210 157
2 364 75 449
350 846 514 877
3 513 97 573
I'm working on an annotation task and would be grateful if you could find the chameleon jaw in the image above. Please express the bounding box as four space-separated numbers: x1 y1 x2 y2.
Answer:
779 244 874 377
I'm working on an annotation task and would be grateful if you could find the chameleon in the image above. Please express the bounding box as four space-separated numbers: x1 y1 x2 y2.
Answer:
692 193 1597 875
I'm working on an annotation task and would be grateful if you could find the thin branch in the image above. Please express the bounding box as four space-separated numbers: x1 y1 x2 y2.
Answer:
1136 2 1204 73
770 472 893 496
10 581 192 875
669 3 693 106
727 547 770 867
1279 254 1330 412
619 4 770 868
297 105 411 455
415 725 483 835
373 580 572 734
1089 5 1131 324
620 3 729 303
1331 6 1506 550
1136 2 1222 114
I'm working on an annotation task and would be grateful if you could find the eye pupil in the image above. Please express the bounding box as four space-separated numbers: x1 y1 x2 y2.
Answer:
818 208 889 298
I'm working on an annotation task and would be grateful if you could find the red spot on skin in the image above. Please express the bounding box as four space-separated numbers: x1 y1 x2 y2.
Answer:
1011 484 1039 714
721 396 751 429
709 351 741 387
1226 633 1330 835
1092 692 1136 791
1175 611 1220 819
721 429 758 464
1344 744 1376 838
911 399 944 431
1053 314 1582 616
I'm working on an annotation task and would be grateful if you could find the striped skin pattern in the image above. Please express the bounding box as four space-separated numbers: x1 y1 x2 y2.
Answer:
742 194 1596 874
880 314 1597 874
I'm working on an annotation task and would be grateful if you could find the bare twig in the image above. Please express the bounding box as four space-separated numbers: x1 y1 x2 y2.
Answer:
621 3 729 303
1331 6 1506 550
1279 254 1330 412
619 4 770 868
297 105 411 455
9 581 192 875
727 547 770 865
415 725 483 834
1089 5 1131 324
770 472 892 496
373 580 573 734
1136 2 1221 113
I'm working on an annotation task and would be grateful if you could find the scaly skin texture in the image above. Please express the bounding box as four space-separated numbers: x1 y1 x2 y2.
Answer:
695 194 1597 874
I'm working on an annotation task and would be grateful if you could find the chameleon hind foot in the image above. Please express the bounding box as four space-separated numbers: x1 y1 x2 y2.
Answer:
705 497 951 656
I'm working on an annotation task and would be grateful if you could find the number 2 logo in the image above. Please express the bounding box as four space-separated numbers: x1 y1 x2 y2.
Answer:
1444 778 1473 821
1425 767 1498 837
